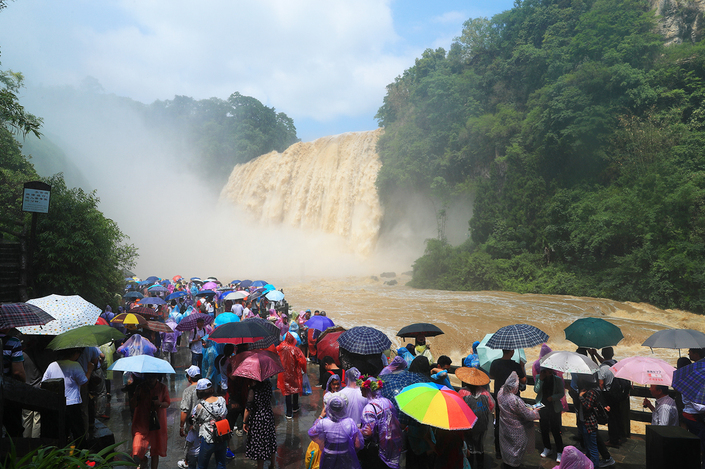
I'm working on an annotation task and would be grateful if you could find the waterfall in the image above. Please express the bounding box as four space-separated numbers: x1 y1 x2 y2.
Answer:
219 129 384 256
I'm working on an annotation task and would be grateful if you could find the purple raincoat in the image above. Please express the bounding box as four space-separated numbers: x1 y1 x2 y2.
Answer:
360 391 403 469
308 393 364 469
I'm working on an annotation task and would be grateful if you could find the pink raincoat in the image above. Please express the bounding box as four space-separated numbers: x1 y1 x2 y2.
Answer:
498 372 540 467
276 332 307 395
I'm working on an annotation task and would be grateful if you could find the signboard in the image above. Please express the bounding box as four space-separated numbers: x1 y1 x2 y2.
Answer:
22 181 51 214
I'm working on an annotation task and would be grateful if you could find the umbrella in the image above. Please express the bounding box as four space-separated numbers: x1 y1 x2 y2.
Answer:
455 367 490 386
172 275 183 282
230 350 284 381
539 351 600 374
145 276 160 284
486 324 548 350
610 356 676 386
239 280 253 289
16 294 102 335
476 333 526 371
642 329 705 350
265 290 285 302
111 312 147 327
95 317 109 326
230 280 241 285
147 285 168 293
176 313 214 331
305 316 335 331
47 325 124 350
673 360 705 404
166 291 188 301
123 291 144 300
209 321 270 345
245 317 282 349
128 306 161 318
249 291 264 301
316 328 345 366
195 290 217 298
214 313 240 327
337 326 391 355
0 303 55 329
144 320 174 333
397 323 444 338
139 297 166 306
380 370 431 425
203 281 218 291
395 383 477 430
251 280 267 288
109 354 175 374
224 291 248 301
263 284 276 292
190 277 202 281
564 317 624 349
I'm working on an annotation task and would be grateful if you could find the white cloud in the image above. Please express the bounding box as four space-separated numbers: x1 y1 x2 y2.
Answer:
432 10 467 24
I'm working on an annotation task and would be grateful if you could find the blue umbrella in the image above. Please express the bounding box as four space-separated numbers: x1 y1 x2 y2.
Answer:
230 280 241 285
190 277 202 281
138 280 151 286
263 284 276 292
252 280 267 287
140 297 166 306
145 276 160 284
338 326 391 355
124 291 144 300
486 324 548 350
148 285 169 293
195 290 217 298
166 291 188 301
673 360 705 404
380 371 431 425
109 355 175 374
160 279 171 286
265 290 285 302
305 316 335 331
214 312 240 327
239 280 253 289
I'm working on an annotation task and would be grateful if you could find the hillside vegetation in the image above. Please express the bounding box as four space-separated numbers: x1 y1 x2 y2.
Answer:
376 0 705 312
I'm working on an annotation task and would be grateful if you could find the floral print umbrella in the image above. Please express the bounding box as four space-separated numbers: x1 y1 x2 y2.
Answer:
16 294 102 335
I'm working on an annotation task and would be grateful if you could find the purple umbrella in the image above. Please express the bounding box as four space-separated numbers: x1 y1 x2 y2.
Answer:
305 316 335 331
176 312 214 331
140 297 166 306
203 281 218 291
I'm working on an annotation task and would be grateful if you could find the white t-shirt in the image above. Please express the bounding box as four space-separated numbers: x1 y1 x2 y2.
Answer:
191 328 206 354
231 304 244 318
42 360 88 405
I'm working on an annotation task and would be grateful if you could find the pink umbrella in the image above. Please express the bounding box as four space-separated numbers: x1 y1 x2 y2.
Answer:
230 350 284 381
611 356 676 386
203 281 218 291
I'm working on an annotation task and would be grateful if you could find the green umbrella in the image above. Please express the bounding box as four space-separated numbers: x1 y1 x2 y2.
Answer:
564 317 623 349
47 325 124 350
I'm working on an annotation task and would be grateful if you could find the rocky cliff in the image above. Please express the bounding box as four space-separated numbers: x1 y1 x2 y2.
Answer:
651 0 705 44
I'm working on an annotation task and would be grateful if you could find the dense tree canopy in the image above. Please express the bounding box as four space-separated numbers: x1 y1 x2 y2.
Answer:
377 0 705 312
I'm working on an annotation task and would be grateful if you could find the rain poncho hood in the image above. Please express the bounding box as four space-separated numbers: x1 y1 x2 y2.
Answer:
345 367 361 386
325 373 341 394
532 343 553 378
502 371 520 395
276 332 307 395
379 356 407 376
340 367 368 425
463 340 481 368
556 446 593 469
324 392 348 422
396 347 415 367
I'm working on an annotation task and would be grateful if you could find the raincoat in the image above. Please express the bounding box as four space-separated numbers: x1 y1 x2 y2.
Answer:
497 372 539 467
379 356 407 376
463 341 481 368
118 334 157 357
396 347 415 367
339 367 368 425
276 332 307 395
160 320 181 354
360 390 403 469
308 393 364 469
554 445 592 469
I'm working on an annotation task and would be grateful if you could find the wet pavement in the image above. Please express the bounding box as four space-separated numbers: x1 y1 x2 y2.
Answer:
103 346 648 468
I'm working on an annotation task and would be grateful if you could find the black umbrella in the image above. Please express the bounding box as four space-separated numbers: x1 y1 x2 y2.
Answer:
209 321 270 345
642 329 705 350
244 317 281 349
397 323 444 338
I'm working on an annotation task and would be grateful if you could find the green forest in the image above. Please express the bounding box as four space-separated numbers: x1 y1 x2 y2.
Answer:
376 0 705 312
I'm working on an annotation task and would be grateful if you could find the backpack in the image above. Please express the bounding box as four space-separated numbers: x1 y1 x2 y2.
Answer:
594 397 609 425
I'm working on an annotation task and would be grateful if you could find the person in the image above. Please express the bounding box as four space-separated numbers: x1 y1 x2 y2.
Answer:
457 369 494 469
276 332 307 419
430 355 453 388
552 446 593 469
535 367 565 462
160 319 181 366
78 346 102 439
231 299 244 318
578 375 613 469
489 350 526 459
414 335 433 363
130 373 170 469
589 347 626 446
396 347 415 367
190 319 208 370
463 341 481 369
497 371 539 469
178 366 202 469
533 344 569 414
308 392 365 469
433 428 466 469
22 335 54 437
227 345 250 438
118 333 157 357
192 379 228 469
320 355 343 387
213 344 234 396
325 373 341 395
643 385 678 426
41 347 88 443
243 379 277 469
380 356 407 376
1 326 26 437
689 348 705 362
339 367 368 425
359 376 403 469
408 356 432 377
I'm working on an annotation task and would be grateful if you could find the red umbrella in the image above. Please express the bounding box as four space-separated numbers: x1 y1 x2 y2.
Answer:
317 329 345 367
230 350 284 381
95 317 109 326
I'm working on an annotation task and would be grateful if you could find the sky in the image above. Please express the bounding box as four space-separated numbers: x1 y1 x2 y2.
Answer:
0 0 515 142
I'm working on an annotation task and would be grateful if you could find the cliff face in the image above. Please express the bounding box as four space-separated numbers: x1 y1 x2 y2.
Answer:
651 0 705 45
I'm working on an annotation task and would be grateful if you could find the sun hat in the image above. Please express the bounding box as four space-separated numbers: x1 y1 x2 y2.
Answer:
186 365 201 378
455 367 490 386
196 378 212 391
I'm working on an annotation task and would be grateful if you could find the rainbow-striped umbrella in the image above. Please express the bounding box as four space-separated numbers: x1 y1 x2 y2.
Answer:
394 383 477 430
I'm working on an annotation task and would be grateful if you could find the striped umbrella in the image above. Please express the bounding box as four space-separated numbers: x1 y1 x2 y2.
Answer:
395 383 477 430
486 324 548 350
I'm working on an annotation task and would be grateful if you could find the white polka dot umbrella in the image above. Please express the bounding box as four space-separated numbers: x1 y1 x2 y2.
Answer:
16 294 102 335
